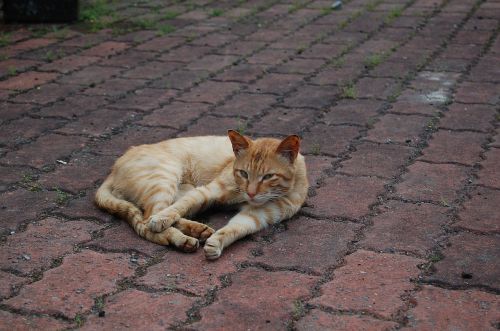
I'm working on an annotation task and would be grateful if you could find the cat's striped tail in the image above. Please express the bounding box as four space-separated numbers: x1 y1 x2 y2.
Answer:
95 176 147 235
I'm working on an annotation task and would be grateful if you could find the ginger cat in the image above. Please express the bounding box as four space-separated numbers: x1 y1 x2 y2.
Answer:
95 130 308 259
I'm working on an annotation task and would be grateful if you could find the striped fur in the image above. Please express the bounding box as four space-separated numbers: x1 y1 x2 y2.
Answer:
95 131 308 258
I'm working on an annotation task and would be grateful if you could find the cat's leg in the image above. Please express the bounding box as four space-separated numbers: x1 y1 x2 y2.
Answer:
173 218 214 243
148 179 227 232
142 165 184 230
204 200 300 259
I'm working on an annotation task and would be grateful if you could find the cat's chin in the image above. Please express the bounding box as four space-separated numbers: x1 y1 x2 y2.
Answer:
247 199 266 206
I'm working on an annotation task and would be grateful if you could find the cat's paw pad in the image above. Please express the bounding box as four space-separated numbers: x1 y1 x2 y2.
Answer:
148 211 180 232
180 237 199 253
204 237 222 260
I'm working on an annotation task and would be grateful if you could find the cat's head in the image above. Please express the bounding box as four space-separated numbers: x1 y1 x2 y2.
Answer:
228 130 300 206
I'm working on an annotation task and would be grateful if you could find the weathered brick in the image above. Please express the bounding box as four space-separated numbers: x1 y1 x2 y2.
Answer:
0 270 27 298
58 65 122 85
0 311 70 330
57 193 115 222
158 45 212 63
247 73 303 94
37 95 109 119
11 83 81 105
297 310 398 331
283 85 339 109
0 218 102 274
2 38 56 57
362 201 448 255
215 63 267 83
121 61 181 79
81 289 195 330
0 71 58 90
190 33 239 47
355 77 399 99
0 189 57 235
181 116 242 137
99 49 156 68
251 108 317 135
440 104 496 132
254 217 361 273
298 43 344 60
307 175 386 219
394 161 468 203
38 55 100 73
2 134 88 168
312 250 423 318
477 148 500 188
246 48 293 65
82 77 146 97
454 82 499 104
0 59 41 78
429 232 499 288
80 41 129 57
90 222 164 257
468 57 500 83
455 186 500 233
311 66 363 85
92 125 176 156
217 40 265 56
419 130 487 165
111 88 178 111
340 142 414 178
0 117 65 146
305 155 334 187
389 101 440 116
135 35 185 52
139 102 209 129
190 268 317 330
214 93 276 118
323 99 383 126
0 102 33 123
5 250 136 318
366 114 430 145
404 286 500 330
38 153 116 193
177 81 240 104
150 69 209 90
137 239 254 295
187 54 239 72
302 124 361 156
55 109 138 137
273 58 325 75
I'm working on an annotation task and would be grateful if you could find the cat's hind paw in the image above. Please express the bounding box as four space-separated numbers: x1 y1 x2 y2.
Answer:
204 237 222 260
148 210 180 232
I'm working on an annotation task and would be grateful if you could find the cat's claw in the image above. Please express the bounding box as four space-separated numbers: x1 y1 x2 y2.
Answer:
148 211 180 232
204 237 222 260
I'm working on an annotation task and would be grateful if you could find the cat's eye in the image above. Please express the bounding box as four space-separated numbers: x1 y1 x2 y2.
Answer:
239 170 249 179
262 173 274 180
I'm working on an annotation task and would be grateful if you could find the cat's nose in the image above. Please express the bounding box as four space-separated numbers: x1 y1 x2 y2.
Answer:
247 192 256 199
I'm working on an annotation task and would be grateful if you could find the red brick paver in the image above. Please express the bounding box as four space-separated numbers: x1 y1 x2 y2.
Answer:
0 0 498 329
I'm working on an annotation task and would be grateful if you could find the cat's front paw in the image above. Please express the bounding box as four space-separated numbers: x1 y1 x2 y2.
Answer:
204 236 222 260
148 210 180 232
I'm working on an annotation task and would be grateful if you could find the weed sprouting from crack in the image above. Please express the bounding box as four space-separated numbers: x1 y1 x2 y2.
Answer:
209 9 224 17
55 188 71 205
341 84 357 99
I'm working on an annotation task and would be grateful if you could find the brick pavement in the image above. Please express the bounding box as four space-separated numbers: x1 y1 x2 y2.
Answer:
0 0 498 329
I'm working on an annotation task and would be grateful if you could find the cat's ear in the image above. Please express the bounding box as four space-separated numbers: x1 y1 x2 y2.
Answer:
276 135 300 163
228 130 251 156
